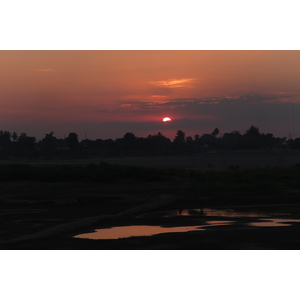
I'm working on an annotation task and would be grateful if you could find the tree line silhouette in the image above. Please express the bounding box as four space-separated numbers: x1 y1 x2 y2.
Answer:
0 126 299 160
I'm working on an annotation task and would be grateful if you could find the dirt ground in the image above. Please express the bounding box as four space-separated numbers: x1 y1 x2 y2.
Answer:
1 186 300 250
1 152 300 250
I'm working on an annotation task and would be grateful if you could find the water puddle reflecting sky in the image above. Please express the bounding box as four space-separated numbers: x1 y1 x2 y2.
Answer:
74 221 235 240
73 206 300 240
74 225 204 240
250 218 300 227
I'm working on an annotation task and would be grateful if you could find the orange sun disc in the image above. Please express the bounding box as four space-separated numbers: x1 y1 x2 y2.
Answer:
163 117 172 122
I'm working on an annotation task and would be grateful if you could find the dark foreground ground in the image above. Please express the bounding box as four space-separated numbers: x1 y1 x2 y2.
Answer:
1 152 300 250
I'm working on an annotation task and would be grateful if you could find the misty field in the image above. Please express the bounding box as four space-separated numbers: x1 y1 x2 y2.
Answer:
3 149 300 170
84 150 300 170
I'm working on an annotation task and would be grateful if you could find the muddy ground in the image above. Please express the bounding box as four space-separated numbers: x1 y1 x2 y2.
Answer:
1 152 300 250
1 183 300 250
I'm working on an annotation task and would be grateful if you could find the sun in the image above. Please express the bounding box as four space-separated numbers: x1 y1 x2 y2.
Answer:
163 117 172 122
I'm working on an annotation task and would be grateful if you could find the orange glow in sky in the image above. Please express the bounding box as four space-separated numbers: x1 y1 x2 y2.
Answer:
1 50 300 140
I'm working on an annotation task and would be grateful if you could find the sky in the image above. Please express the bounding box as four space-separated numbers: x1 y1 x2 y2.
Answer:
0 50 300 139
1 50 300 141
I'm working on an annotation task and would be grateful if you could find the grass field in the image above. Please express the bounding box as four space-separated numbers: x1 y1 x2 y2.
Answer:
2 149 300 169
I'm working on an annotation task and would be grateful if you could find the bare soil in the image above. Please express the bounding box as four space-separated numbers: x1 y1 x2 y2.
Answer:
1 152 300 250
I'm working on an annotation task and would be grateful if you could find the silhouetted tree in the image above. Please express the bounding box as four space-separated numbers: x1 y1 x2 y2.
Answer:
147 132 171 155
261 133 277 149
136 137 151 155
67 133 79 150
173 130 186 152
173 130 186 151
42 132 56 152
123 132 137 154
0 125 297 159
17 133 36 152
211 128 219 137
243 126 261 149
115 132 137 155
12 132 18 141
221 131 242 150
123 132 136 142
245 125 260 136
0 131 12 151
102 139 115 154
185 136 195 155
292 138 300 150
174 130 185 143
198 133 219 149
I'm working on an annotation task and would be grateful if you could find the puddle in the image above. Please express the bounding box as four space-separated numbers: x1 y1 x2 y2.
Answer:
74 221 235 240
74 205 300 240
250 218 300 227
74 225 203 239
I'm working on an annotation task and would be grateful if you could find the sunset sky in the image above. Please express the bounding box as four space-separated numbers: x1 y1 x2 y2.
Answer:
1 50 300 140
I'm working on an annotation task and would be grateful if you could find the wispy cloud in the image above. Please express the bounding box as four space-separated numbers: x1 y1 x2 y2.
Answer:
116 93 300 125
150 78 198 88
151 95 169 98
225 95 247 99
120 102 167 111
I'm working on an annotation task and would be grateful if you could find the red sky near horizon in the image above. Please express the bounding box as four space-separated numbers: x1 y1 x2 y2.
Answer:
1 50 300 140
